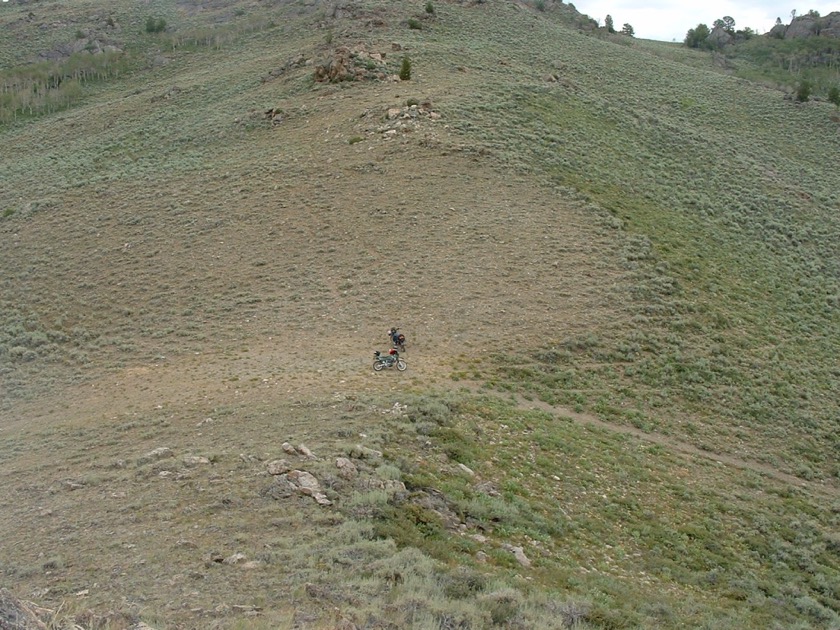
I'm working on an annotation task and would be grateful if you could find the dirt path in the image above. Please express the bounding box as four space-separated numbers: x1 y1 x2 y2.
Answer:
484 387 840 499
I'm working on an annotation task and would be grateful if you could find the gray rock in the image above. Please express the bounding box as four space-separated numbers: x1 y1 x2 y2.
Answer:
503 544 532 568
266 459 291 475
706 25 733 47
223 552 247 565
786 15 819 38
335 457 358 478
138 447 173 465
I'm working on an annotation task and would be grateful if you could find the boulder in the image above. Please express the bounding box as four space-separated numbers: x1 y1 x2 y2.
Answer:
819 12 840 38
706 25 733 47
335 457 358 478
786 15 819 38
266 459 291 475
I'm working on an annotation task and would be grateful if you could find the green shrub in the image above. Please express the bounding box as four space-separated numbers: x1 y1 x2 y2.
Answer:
796 79 812 102
408 18 422 30
145 17 166 33
399 55 412 81
828 85 840 108
425 1 435 15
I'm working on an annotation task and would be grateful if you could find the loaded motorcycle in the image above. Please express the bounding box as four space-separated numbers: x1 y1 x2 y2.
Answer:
373 348 407 371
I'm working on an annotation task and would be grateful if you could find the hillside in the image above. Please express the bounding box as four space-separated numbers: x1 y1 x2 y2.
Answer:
1 0 839 629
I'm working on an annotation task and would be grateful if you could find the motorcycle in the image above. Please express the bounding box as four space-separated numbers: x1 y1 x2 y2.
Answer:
373 348 407 371
388 327 407 352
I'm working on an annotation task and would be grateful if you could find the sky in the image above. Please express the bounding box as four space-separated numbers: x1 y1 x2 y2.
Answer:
577 1 840 42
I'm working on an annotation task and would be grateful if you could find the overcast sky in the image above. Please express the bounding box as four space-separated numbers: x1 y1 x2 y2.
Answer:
577 1 839 42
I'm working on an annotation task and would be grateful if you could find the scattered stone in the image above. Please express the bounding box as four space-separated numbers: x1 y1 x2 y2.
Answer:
475 481 501 497
314 45 392 83
457 463 475 476
183 456 210 466
287 470 321 495
335 457 358 478
266 459 291 475
224 553 247 565
297 444 317 459
503 544 532 568
281 442 297 454
382 479 406 492
351 445 383 460
286 470 332 505
139 447 173 465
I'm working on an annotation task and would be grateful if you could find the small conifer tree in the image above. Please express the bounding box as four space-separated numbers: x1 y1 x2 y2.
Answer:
399 56 411 81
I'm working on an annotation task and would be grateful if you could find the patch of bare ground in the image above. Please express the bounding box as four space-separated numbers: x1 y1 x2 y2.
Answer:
0 80 633 624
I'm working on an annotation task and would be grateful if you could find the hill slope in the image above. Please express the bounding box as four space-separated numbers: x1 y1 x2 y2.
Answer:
1 0 839 628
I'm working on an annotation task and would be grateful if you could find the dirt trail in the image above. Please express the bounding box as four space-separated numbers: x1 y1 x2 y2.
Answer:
484 388 840 499
8 337 837 502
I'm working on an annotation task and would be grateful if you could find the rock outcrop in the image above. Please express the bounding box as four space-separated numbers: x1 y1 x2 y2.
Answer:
770 11 840 40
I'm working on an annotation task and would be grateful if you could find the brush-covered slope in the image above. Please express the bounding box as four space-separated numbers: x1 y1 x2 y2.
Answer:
1 0 838 628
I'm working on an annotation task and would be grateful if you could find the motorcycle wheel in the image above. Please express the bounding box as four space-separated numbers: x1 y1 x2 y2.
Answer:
396 359 407 371
373 361 385 371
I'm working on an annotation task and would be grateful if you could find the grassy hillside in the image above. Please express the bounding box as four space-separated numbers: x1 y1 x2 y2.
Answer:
1 0 838 628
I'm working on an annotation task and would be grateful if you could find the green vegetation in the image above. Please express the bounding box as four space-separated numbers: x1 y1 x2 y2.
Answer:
797 78 813 102
1 0 838 627
144 16 167 34
0 52 128 121
679 21 840 97
399 55 412 80
684 23 712 49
